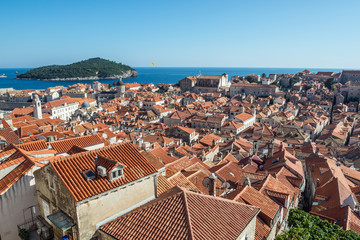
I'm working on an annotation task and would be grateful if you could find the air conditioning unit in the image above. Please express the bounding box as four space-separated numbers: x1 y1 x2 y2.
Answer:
97 166 107 177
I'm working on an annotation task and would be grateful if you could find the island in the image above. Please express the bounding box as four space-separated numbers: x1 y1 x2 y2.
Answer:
17 57 138 81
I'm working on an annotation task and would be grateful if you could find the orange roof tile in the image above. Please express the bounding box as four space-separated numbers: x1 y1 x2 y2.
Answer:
50 134 105 153
0 158 35 194
168 172 200 192
17 139 48 151
157 174 174 196
51 142 158 202
100 187 259 240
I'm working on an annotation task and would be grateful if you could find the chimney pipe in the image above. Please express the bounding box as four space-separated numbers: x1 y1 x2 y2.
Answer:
208 173 217 197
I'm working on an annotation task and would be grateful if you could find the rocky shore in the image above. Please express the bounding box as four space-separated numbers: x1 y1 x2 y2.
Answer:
17 69 138 81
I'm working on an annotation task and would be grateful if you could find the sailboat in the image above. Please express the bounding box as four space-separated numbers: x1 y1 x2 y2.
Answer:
0 74 7 78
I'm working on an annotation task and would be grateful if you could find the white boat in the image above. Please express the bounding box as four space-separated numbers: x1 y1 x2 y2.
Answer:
0 74 7 78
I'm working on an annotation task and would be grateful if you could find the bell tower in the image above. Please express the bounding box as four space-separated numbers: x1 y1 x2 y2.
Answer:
116 78 125 98
33 94 42 119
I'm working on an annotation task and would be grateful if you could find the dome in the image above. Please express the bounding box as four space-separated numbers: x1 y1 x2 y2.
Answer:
116 79 124 86
81 101 90 108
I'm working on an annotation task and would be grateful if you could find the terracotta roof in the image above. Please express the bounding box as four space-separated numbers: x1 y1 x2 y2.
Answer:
168 172 200 192
50 134 105 153
51 142 158 202
0 158 35 194
17 139 48 151
66 145 88 155
236 186 279 225
255 217 270 240
235 112 254 122
150 147 177 165
0 128 20 144
177 126 196 134
100 187 259 240
141 151 165 170
165 156 209 178
157 174 174 196
199 134 221 147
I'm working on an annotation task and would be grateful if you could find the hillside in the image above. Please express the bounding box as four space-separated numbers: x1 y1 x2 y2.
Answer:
17 58 137 80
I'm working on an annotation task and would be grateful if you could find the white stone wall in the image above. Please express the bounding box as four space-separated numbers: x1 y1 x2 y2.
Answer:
50 102 79 121
76 175 157 240
0 167 40 240
236 214 257 240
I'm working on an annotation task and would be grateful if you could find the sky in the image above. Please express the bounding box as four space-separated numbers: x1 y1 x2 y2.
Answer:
1 0 360 68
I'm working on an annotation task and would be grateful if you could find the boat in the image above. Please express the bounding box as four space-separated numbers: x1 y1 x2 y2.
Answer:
0 74 7 78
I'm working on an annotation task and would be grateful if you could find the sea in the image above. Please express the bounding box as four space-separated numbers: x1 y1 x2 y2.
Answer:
0 67 348 90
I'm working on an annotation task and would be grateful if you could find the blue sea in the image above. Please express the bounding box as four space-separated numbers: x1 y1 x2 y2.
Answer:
0 67 347 90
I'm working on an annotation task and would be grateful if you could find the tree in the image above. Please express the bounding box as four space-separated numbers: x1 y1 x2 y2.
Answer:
261 73 266 78
17 57 135 79
246 75 253 82
276 209 360 240
325 78 334 90
289 78 294 88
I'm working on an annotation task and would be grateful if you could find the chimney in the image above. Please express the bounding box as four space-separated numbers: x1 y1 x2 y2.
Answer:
273 172 277 180
268 140 274 158
208 173 217 197
242 177 251 187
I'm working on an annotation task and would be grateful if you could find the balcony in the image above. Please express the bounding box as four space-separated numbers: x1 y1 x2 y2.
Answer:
17 216 54 240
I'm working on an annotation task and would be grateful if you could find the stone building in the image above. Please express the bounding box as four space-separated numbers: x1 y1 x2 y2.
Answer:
230 83 278 97
340 70 360 83
34 142 158 240
98 186 259 240
179 74 231 93
348 82 360 99
165 126 199 144
179 76 197 92
0 148 44 240
43 98 79 121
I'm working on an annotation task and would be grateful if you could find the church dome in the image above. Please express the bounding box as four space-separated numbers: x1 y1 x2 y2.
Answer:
116 79 124 86
81 101 90 108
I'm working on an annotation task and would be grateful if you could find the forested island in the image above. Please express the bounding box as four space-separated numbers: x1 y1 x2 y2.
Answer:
17 57 137 81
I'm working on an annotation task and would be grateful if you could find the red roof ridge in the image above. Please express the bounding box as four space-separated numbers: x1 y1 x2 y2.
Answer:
53 141 131 164
182 189 196 240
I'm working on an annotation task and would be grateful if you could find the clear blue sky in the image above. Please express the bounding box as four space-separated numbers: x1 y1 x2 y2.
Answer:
1 0 360 68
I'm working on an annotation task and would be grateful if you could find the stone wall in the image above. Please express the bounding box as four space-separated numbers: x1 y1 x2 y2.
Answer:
0 101 33 110
77 175 156 240
0 168 40 240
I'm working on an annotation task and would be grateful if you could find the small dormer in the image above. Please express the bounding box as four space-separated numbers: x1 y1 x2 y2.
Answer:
95 155 126 181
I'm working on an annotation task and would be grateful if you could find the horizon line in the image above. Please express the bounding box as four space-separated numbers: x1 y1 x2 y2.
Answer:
0 66 359 70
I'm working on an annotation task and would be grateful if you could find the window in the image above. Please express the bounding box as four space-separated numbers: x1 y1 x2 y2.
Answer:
42 199 50 222
112 171 117 178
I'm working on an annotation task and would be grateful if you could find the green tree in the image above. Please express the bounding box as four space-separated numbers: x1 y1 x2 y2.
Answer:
325 78 334 90
276 209 360 240
246 75 253 82
289 78 294 88
17 57 135 79
261 73 266 78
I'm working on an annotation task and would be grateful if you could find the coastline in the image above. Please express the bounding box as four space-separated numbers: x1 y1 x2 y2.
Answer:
16 69 138 81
